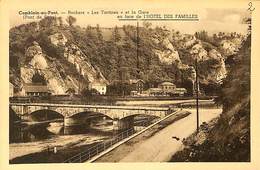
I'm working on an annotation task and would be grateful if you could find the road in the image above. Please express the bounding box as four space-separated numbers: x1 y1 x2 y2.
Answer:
116 108 221 162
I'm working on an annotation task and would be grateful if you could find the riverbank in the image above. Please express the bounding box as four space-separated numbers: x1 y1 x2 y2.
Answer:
9 132 110 163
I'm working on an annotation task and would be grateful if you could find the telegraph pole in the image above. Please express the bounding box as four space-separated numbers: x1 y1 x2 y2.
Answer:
195 57 199 134
136 21 140 77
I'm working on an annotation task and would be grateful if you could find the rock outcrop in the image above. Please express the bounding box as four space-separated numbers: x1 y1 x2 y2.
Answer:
154 38 180 65
21 41 67 94
20 32 108 95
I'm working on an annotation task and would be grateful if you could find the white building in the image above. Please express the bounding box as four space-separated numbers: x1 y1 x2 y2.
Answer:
173 88 187 96
89 81 107 95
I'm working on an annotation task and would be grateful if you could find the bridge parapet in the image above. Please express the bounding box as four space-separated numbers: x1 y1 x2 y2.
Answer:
10 103 172 120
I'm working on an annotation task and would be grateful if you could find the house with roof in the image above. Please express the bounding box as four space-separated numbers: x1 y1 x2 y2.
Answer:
89 81 107 95
158 82 176 94
22 83 51 97
129 79 145 94
173 88 187 96
144 88 163 96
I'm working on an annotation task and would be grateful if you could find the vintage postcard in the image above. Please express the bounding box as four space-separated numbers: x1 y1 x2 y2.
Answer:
0 0 260 170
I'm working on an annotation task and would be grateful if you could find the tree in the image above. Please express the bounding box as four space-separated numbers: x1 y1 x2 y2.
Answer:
66 16 77 27
194 30 209 42
85 25 95 40
112 26 121 42
217 17 251 109
143 21 152 29
57 17 63 27
66 88 76 96
37 32 64 59
96 24 103 42
81 88 99 96
39 16 57 28
32 72 47 85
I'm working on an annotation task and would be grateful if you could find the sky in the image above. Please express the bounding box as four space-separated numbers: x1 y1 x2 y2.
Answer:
10 8 251 35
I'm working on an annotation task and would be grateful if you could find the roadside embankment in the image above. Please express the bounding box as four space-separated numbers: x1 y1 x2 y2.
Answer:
170 97 250 162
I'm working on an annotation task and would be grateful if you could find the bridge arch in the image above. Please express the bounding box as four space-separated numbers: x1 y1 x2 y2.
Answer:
29 109 64 122
64 111 113 127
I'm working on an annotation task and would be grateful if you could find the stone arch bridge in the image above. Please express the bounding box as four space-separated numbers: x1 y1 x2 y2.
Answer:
10 103 174 130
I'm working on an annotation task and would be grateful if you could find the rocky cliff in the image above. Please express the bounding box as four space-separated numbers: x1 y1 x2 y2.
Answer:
15 31 107 95
170 34 251 162
9 17 245 95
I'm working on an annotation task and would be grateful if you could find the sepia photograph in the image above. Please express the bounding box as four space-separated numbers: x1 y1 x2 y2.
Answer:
1 0 258 168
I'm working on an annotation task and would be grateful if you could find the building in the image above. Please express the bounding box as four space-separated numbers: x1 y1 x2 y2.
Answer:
145 88 163 96
89 81 107 95
23 83 51 97
9 82 14 97
158 82 176 94
130 90 138 96
173 88 187 96
129 79 145 94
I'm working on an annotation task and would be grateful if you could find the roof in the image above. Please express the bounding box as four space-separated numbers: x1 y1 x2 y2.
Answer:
159 82 175 86
129 79 145 84
24 84 50 93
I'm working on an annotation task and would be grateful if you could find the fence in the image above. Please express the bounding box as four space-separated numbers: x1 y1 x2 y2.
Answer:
63 120 152 163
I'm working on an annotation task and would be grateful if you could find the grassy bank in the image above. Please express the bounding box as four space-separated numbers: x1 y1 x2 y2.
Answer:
170 97 250 162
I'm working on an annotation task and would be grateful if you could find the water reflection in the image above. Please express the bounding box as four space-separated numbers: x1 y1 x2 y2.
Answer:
10 123 54 143
10 120 111 143
10 116 157 143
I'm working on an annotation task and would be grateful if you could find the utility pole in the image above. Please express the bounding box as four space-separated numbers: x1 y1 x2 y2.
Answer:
136 21 140 78
195 57 199 134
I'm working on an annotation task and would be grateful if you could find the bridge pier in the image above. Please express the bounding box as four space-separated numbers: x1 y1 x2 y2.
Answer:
113 117 134 131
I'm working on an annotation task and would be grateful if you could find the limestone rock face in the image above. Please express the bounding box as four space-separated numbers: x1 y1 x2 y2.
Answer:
183 35 197 48
30 53 48 70
155 49 180 64
20 32 108 95
190 43 208 61
21 42 69 94
20 32 109 95
62 38 107 84
220 38 243 56
25 41 42 61
188 43 227 83
48 33 67 46
206 49 227 83
154 38 181 64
